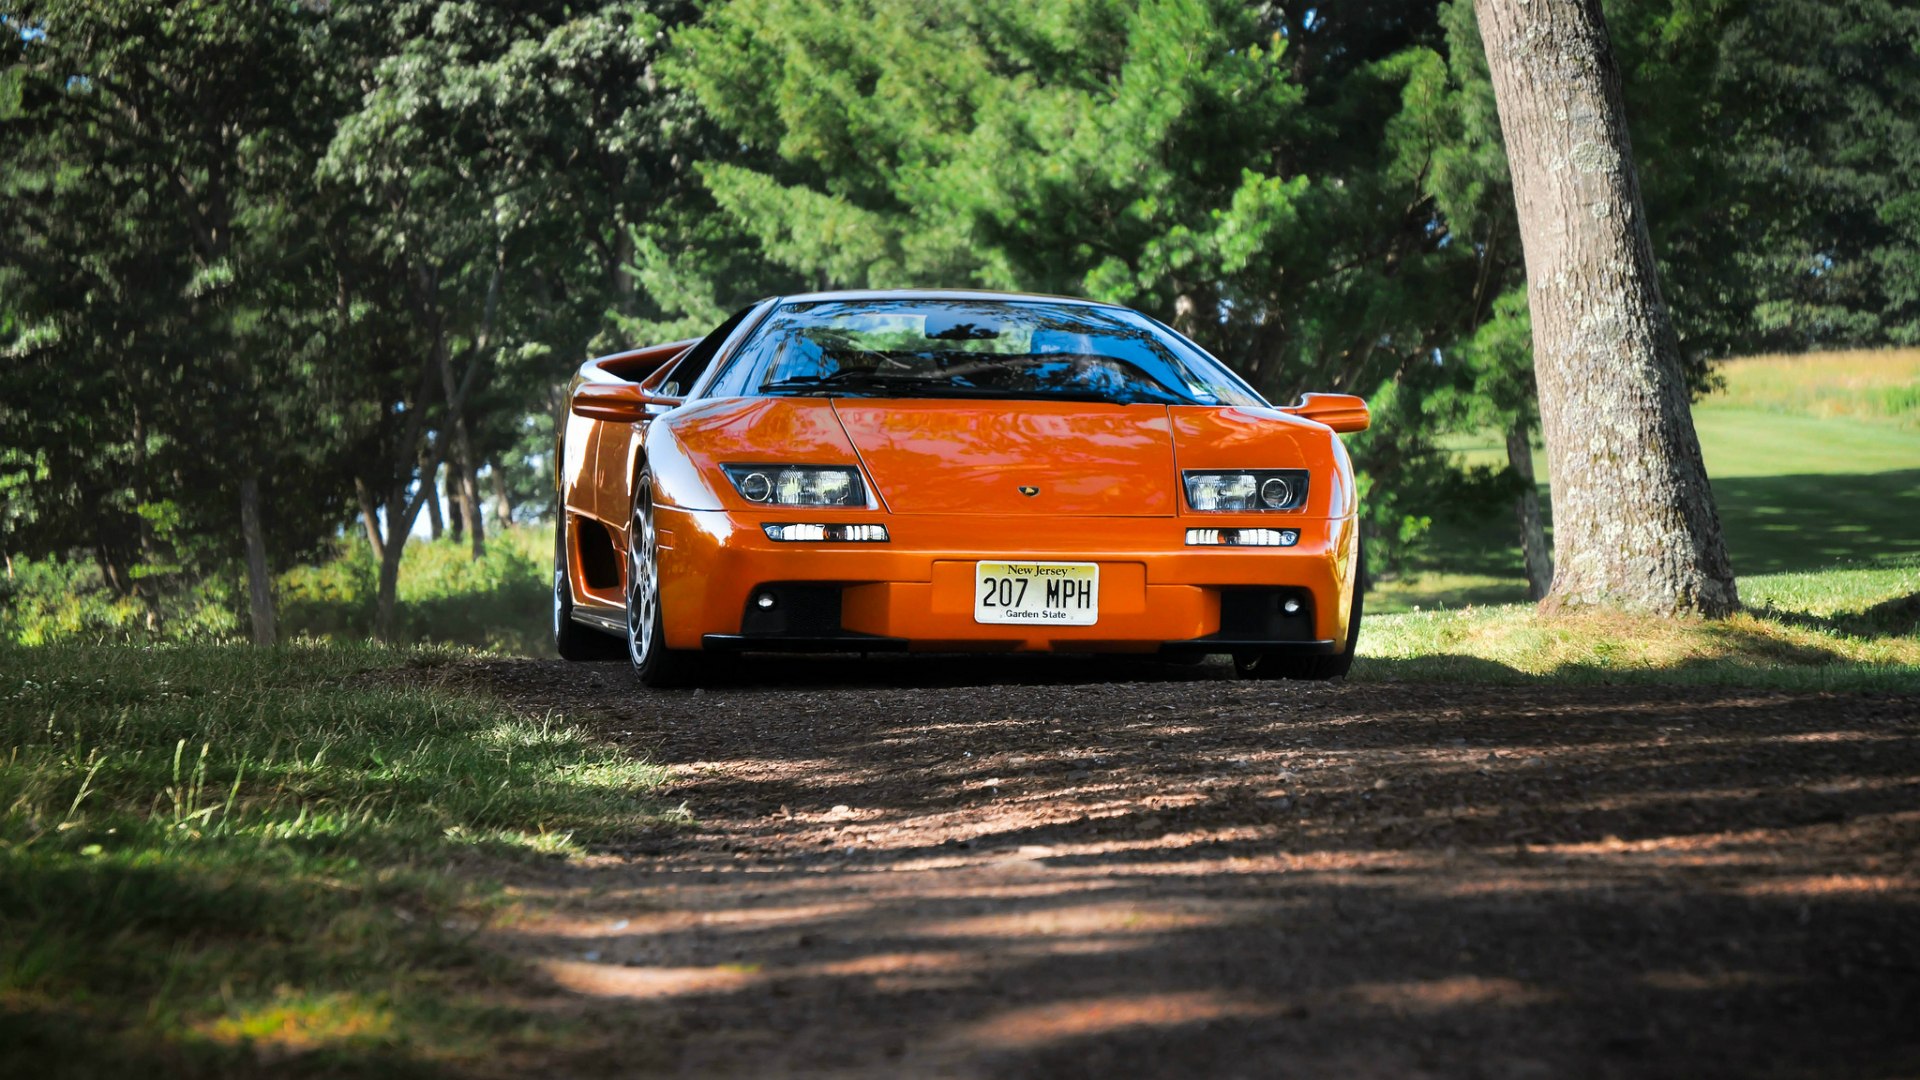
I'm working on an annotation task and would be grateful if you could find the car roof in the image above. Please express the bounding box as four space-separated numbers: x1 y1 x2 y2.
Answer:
767 288 1119 309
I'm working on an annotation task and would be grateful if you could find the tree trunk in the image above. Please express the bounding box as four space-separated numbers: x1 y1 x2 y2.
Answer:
1474 0 1737 616
374 521 406 643
446 478 464 544
94 545 130 597
239 474 278 646
354 477 387 563
453 428 486 557
1506 416 1554 601
434 318 488 558
489 460 513 529
425 462 444 541
372 477 439 643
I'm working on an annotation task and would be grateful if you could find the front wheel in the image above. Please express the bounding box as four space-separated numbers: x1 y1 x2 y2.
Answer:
626 479 706 688
1235 548 1365 681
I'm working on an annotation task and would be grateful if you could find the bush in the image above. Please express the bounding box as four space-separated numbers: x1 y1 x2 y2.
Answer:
4 527 554 654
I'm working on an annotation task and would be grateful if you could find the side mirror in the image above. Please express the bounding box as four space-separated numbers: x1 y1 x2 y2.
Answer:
570 383 682 423
1280 392 1370 433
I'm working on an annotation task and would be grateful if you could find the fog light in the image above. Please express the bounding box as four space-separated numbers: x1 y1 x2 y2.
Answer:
755 592 777 610
762 523 890 542
1185 528 1300 547
1283 598 1302 614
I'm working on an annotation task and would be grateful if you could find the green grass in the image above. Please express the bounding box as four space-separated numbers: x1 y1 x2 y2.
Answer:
0 642 674 1076
1357 555 1920 691
1692 411 1920 478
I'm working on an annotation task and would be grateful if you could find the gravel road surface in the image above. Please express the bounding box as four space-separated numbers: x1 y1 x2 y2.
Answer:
436 657 1920 1079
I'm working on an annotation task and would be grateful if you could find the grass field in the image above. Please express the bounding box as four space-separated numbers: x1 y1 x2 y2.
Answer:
1357 557 1920 690
0 643 675 1075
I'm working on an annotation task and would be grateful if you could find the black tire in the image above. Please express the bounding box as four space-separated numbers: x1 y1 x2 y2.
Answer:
626 477 707 688
1234 548 1366 681
553 516 623 661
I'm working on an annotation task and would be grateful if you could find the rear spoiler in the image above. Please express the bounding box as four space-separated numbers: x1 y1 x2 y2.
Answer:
573 338 701 385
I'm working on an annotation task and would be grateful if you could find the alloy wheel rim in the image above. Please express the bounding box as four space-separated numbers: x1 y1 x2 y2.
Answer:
552 569 566 640
627 503 658 665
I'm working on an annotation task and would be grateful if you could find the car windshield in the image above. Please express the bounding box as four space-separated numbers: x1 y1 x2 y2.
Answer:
731 299 1264 407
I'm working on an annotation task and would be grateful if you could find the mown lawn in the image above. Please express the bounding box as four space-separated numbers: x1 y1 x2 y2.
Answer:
1357 557 1920 691
0 643 674 1076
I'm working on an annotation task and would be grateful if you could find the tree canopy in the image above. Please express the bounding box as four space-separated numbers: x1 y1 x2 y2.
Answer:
3 0 1913 634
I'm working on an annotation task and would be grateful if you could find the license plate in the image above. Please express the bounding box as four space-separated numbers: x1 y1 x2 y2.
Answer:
974 561 1099 625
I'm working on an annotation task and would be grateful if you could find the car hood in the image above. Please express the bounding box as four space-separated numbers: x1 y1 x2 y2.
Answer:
830 400 1179 516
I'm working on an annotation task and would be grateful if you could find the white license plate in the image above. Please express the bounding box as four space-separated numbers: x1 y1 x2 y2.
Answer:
974 561 1099 625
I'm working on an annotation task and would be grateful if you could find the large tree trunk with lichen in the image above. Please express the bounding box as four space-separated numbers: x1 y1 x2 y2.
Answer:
1474 0 1737 616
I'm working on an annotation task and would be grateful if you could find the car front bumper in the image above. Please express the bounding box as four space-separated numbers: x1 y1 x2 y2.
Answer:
649 506 1360 654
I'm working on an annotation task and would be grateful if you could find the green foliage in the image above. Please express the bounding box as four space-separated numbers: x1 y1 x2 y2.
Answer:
281 529 555 654
0 555 240 646
1696 0 1920 350
3 527 556 653
0 1 717 638
0 641 675 1072
669 0 1493 564
670 0 1440 376
0 0 377 616
5 0 1918 618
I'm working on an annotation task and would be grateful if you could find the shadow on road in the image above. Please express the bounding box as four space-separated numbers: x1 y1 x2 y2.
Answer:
453 662 1920 1078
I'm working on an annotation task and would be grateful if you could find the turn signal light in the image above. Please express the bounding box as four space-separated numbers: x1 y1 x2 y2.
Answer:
1186 528 1299 547
762 523 890 542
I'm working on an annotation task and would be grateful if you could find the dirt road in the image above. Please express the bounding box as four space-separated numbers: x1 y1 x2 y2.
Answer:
448 657 1920 1078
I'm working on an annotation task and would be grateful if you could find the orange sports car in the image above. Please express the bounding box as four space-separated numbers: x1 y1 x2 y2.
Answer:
553 290 1368 686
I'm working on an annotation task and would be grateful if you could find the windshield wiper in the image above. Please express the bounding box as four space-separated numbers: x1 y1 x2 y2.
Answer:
762 370 961 393
763 369 1155 404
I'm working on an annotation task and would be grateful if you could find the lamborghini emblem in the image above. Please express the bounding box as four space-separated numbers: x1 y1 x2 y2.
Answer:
1018 485 1040 497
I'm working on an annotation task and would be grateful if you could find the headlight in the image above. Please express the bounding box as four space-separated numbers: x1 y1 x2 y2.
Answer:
722 464 867 507
1182 470 1309 512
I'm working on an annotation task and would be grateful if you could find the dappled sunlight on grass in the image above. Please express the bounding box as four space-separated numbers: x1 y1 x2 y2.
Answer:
1357 555 1919 689
1357 606 1917 688
199 991 397 1054
0 641 674 1075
